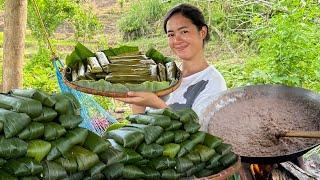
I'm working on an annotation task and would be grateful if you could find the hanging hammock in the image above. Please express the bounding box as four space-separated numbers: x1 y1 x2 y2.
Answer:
30 0 118 136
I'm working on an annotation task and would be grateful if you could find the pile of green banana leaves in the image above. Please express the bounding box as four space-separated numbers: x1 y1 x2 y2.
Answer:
0 89 112 179
65 43 180 93
102 108 238 179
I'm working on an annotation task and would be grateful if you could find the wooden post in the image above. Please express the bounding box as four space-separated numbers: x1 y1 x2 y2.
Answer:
2 0 28 92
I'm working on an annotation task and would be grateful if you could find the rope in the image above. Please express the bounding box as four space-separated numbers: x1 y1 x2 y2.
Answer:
30 0 57 59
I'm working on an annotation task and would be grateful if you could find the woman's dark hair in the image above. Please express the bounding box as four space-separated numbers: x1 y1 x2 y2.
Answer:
163 3 210 43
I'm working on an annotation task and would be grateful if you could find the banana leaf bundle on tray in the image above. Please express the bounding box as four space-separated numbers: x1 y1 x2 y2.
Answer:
63 43 182 97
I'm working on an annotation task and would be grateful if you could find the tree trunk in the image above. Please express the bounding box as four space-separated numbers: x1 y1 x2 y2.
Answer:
2 0 28 93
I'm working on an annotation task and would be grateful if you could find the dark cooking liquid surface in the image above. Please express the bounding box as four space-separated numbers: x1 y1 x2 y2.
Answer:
208 97 320 157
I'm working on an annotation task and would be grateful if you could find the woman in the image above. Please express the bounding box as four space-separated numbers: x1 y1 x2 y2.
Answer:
116 3 227 125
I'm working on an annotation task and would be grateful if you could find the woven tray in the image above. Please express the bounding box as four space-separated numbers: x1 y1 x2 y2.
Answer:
62 68 182 98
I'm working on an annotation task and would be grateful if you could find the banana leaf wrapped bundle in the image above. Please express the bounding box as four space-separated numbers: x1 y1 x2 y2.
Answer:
165 61 177 81
103 64 149 74
122 165 145 179
161 169 182 180
155 131 175 145
219 152 237 168
146 107 180 120
195 168 214 178
175 157 193 173
193 144 216 162
87 161 106 177
53 93 80 115
27 140 51 162
88 57 103 73
0 137 27 159
177 108 199 123
135 159 150 166
204 133 223 149
83 173 105 180
108 54 146 61
185 162 206 177
99 147 124 166
64 172 84 180
0 94 42 118
146 47 170 64
55 157 78 173
149 157 176 171
127 114 171 128
66 146 99 171
18 122 44 140
124 123 163 144
10 89 56 107
0 169 17 180
58 114 82 129
141 167 161 179
20 176 40 180
174 130 190 143
165 120 182 131
207 153 222 169
33 107 57 122
0 157 6 166
184 121 201 133
107 139 143 164
44 122 66 141
83 131 111 154
103 45 139 57
102 163 124 180
137 143 164 158
158 63 167 81
77 63 86 80
95 52 110 70
4 157 43 177
184 151 201 164
42 161 68 180
0 109 31 138
105 74 157 84
104 128 144 148
163 143 181 158
215 143 232 156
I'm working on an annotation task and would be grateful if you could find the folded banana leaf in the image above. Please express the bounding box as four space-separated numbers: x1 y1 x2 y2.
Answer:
55 157 78 173
18 122 44 140
27 140 51 162
44 122 66 141
215 143 232 156
184 151 201 164
122 165 145 179
204 133 223 149
193 145 216 162
124 124 163 144
174 130 190 143
219 152 237 168
207 153 222 169
155 131 175 145
108 59 145 65
4 157 43 177
103 64 149 73
177 108 199 124
62 172 84 180
0 108 31 138
137 143 164 158
178 139 201 158
185 162 206 177
125 81 170 92
190 131 206 144
0 157 6 166
103 46 139 57
0 169 17 180
99 147 123 166
107 139 143 164
58 114 82 129
165 120 182 131
195 168 214 178
149 157 176 171
66 146 99 171
175 157 193 173
146 108 180 120
75 79 129 93
95 51 110 68
158 63 167 81
105 128 144 148
53 93 80 115
105 74 157 84
88 161 107 177
33 107 57 122
88 57 103 73
66 42 95 68
140 167 160 179
165 61 177 81
184 121 201 133
161 169 182 180
102 163 124 180
42 161 68 180
146 47 170 64
127 114 171 128
20 176 39 180
0 94 42 118
108 54 147 60
77 63 86 80
46 138 64 161
84 131 111 154
10 89 56 107
83 173 105 180
163 143 180 158
0 137 27 159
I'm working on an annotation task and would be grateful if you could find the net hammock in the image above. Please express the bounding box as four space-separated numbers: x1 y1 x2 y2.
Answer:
31 0 118 136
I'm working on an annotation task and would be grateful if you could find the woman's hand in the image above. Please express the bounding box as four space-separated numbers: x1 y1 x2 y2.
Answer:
115 91 167 109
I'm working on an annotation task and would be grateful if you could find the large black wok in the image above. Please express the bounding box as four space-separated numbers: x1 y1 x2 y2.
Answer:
203 85 320 164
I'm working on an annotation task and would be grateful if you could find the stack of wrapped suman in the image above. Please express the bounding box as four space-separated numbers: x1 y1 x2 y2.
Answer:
65 43 180 93
102 108 238 179
0 88 113 179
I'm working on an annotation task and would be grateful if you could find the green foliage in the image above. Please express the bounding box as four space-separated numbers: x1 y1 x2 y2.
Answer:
23 47 58 93
245 0 320 92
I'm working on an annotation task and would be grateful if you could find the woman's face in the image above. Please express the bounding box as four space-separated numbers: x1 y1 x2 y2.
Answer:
166 13 206 61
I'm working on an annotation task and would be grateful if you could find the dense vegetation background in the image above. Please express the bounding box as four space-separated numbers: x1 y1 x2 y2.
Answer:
0 0 319 114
